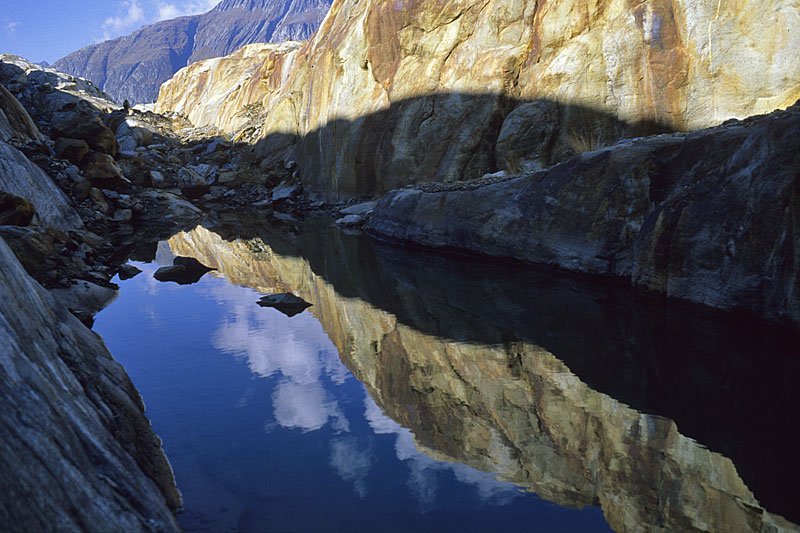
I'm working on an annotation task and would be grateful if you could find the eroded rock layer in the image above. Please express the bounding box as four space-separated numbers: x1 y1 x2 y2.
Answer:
155 0 800 200
166 224 799 532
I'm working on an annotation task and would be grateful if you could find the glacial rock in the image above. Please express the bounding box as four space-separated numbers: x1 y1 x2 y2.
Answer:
157 0 800 201
53 0 333 105
367 103 800 326
0 236 181 530
156 42 303 133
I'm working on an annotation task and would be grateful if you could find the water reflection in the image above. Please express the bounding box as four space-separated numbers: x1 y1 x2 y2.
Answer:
162 221 799 532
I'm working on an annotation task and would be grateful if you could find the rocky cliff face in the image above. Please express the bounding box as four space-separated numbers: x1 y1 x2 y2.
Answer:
165 223 799 532
53 0 332 105
156 0 800 201
367 101 800 327
156 41 303 135
0 236 181 531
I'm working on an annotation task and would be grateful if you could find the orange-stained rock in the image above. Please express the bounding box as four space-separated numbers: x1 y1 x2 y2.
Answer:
157 0 800 201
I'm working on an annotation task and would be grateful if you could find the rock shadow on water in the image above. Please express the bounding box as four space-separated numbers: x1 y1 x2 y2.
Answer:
153 256 215 285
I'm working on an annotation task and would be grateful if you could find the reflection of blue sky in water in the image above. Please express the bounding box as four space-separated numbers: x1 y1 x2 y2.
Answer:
209 282 349 433
207 280 524 507
97 257 611 531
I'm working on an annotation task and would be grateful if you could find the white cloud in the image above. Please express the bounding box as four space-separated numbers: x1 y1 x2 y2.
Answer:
5 21 20 32
153 0 218 22
99 0 219 41
102 0 145 40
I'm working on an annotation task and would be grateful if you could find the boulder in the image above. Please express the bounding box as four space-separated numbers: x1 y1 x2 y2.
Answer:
153 256 214 285
176 167 209 199
117 263 142 280
54 137 89 164
80 152 128 190
257 292 312 317
50 111 119 156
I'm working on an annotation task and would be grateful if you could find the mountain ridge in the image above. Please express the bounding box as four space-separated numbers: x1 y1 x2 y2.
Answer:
53 0 332 104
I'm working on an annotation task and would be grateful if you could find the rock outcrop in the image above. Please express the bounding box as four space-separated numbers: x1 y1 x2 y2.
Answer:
156 41 303 135
156 0 800 201
53 0 333 105
367 102 800 327
165 223 800 532
0 236 181 531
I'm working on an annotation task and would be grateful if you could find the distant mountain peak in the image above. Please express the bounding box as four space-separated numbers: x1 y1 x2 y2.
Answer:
53 0 332 105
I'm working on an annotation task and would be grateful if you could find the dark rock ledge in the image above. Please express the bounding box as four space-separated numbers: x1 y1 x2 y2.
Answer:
367 101 800 328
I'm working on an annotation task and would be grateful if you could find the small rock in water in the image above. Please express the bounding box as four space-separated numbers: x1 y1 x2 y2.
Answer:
257 293 312 317
335 214 363 227
153 256 215 285
117 264 142 280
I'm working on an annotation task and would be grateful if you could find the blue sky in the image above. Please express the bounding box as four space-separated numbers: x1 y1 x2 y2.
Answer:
0 0 219 64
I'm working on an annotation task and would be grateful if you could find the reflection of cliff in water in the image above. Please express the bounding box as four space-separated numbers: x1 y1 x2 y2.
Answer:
166 220 799 532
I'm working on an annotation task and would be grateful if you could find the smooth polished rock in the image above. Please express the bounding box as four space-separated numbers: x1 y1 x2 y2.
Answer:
0 236 181 530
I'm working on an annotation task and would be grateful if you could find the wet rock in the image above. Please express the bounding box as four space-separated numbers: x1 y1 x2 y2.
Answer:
153 256 214 285
50 279 119 326
117 263 142 280
257 292 312 317
54 137 89 164
0 191 36 226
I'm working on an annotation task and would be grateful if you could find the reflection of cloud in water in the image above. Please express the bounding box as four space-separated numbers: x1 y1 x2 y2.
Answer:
273 380 349 433
329 437 373 498
208 282 350 432
364 396 521 510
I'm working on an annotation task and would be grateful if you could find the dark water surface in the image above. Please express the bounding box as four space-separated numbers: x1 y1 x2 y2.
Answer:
95 218 799 532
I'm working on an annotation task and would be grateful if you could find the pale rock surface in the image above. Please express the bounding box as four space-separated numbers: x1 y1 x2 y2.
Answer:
157 0 800 201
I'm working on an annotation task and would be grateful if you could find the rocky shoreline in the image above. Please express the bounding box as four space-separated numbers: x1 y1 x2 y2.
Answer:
366 101 800 328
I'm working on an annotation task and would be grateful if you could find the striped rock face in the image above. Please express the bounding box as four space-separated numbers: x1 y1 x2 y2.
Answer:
157 0 800 201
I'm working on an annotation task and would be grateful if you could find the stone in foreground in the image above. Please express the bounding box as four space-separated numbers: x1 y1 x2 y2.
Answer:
154 256 215 285
257 292 312 317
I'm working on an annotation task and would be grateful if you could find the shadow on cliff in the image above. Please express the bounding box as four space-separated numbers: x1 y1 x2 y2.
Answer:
252 92 673 201
205 215 800 525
